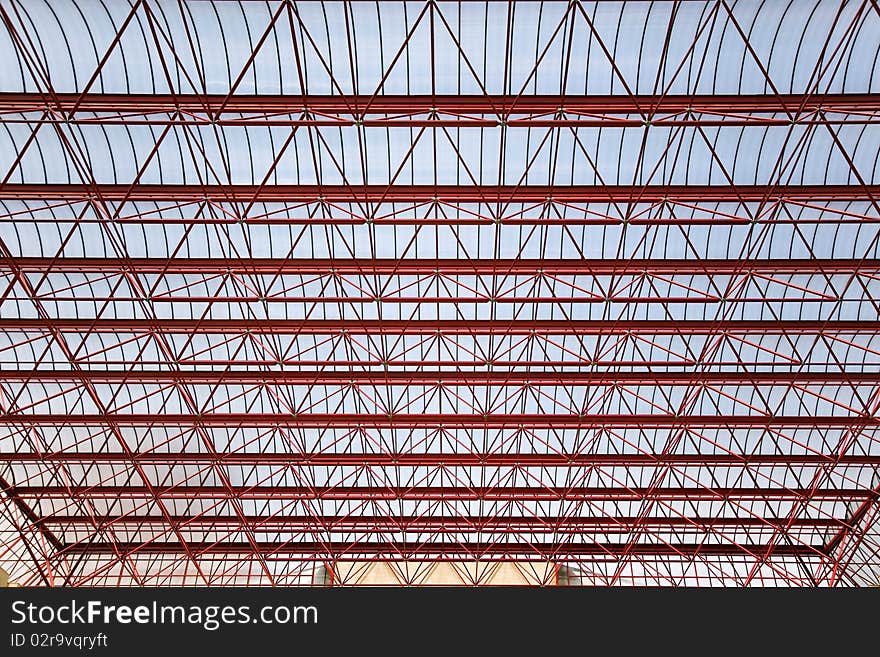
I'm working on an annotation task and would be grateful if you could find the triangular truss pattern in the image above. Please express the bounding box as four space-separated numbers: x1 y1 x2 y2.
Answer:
0 0 879 587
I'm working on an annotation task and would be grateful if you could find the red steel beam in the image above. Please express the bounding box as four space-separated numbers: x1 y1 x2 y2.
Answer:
57 541 822 557
2 370 879 386
0 184 877 203
0 473 64 552
7 486 871 501
6 452 877 467
5 257 878 275
2 412 876 428
2 93 877 127
5 215 874 227
2 319 876 334
42 514 845 529
2 92 874 114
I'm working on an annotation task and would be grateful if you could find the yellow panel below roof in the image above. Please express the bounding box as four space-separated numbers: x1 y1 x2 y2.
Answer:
321 561 558 586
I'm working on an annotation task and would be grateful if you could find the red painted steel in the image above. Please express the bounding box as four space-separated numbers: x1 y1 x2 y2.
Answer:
3 319 877 334
1 183 877 202
9 485 869 501
1 0 877 588
1 92 877 128
3 412 876 427
59 542 822 557
5 452 878 466
3 370 879 385
5 257 878 274
41 515 846 529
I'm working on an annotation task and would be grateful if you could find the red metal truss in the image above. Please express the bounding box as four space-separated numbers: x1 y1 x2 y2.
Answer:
2 92 878 127
59 542 821 558
3 412 877 428
39 515 849 530
1 0 879 589
1 183 878 203
0 184 875 229
9 485 870 501
2 318 877 333
5 453 878 466
3 258 876 308
4 257 878 274
4 370 879 385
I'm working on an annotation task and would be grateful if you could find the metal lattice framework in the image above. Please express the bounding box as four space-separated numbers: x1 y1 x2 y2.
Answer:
1 0 879 587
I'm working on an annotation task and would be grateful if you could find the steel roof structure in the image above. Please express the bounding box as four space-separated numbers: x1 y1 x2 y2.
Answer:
0 0 879 587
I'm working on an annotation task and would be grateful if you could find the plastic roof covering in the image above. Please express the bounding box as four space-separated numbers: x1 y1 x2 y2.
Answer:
0 0 878 586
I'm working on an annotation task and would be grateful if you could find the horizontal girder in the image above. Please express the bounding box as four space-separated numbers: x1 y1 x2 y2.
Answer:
1 184 877 203
42 515 846 530
5 452 877 466
57 541 822 557
3 370 877 385
5 257 878 275
3 412 876 427
1 92 877 128
3 319 877 334
8 485 868 501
